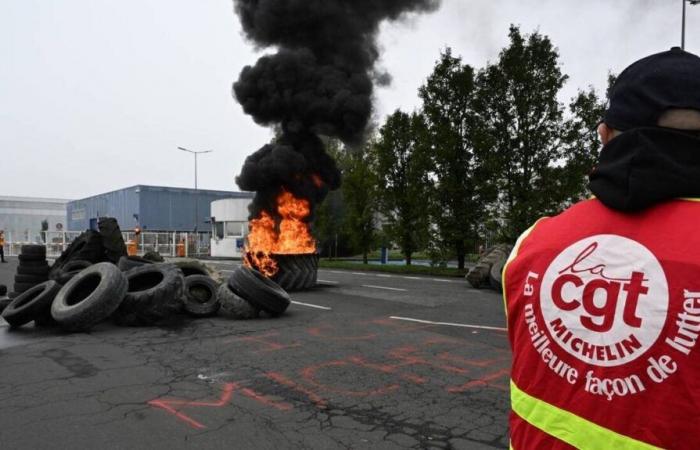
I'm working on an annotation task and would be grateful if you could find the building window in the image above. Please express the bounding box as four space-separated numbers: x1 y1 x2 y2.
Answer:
225 221 245 237
214 222 224 239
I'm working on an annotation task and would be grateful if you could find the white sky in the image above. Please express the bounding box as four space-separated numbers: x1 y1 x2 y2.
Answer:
2 0 699 200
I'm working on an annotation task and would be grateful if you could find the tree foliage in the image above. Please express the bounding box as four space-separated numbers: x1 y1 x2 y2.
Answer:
374 110 432 264
419 48 493 269
475 26 569 241
341 142 378 263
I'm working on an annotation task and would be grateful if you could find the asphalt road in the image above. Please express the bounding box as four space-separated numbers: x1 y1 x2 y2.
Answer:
0 257 510 450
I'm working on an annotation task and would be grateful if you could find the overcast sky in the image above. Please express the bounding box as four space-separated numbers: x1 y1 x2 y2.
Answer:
2 0 698 200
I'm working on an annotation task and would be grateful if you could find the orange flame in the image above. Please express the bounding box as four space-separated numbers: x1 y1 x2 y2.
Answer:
245 190 316 277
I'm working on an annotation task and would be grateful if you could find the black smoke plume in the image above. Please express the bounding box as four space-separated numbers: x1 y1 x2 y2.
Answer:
233 0 441 222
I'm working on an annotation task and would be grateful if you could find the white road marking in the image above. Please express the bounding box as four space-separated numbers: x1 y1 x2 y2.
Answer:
403 276 421 280
317 279 339 285
291 301 332 311
330 271 343 274
431 278 454 283
376 274 393 278
362 285 407 292
389 316 507 332
352 272 369 276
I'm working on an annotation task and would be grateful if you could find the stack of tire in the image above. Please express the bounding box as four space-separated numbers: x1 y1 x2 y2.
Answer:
11 245 50 299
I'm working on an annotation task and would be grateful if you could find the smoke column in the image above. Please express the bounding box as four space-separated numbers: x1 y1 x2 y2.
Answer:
233 0 441 222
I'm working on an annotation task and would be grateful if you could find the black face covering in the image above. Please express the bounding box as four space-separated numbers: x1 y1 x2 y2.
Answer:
589 127 700 212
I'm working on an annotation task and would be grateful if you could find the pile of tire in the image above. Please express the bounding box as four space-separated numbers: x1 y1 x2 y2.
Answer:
1 225 293 330
10 245 50 300
466 244 513 292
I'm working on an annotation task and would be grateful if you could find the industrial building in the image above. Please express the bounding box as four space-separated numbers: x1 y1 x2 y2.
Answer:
67 185 253 232
0 196 69 242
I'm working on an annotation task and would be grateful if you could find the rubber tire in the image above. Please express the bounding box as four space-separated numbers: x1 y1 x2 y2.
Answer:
0 297 11 314
118 256 153 272
272 255 318 291
183 275 221 317
61 260 93 272
0 285 7 296
218 282 259 320
173 259 223 285
489 259 505 293
98 217 128 264
14 282 36 293
143 251 164 263
15 274 49 284
51 262 128 331
18 254 47 263
56 269 83 286
18 260 49 268
17 265 50 276
113 264 184 326
8 292 19 299
229 266 290 316
21 245 46 257
2 281 61 328
50 231 105 279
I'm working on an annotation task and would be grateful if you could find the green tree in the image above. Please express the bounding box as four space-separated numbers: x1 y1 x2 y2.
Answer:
374 110 431 265
561 74 616 204
340 143 378 264
314 139 350 257
475 25 569 241
419 48 493 269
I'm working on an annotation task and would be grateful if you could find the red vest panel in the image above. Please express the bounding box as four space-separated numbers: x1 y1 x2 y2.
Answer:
506 199 700 449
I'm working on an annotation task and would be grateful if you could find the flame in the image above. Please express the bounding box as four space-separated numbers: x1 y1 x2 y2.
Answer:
245 190 316 277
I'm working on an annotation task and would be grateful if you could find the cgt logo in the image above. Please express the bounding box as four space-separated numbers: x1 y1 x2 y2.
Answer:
540 235 669 367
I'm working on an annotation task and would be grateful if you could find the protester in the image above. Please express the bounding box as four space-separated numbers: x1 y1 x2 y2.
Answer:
504 47 700 449
0 230 6 263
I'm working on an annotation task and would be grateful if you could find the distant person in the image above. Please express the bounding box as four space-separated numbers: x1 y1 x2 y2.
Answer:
0 230 5 262
504 47 700 449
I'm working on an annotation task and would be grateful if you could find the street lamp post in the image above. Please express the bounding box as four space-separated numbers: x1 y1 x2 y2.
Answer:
682 0 700 50
177 147 213 233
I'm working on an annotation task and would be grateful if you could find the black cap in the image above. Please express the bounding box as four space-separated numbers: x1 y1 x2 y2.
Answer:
604 47 700 131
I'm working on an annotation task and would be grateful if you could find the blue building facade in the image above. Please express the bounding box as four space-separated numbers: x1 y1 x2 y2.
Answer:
67 185 253 232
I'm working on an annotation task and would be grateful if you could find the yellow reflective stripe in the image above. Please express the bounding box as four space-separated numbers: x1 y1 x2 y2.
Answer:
680 197 700 202
511 380 661 450
501 218 547 324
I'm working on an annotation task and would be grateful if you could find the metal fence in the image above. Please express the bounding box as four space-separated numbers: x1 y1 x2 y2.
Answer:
2 231 211 258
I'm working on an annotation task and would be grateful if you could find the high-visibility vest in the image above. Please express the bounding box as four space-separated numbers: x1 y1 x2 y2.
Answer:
504 198 700 450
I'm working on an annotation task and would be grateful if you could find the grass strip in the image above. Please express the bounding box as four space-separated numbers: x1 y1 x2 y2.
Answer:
318 260 467 278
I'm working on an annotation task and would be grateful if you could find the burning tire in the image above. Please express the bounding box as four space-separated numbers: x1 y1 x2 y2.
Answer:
51 263 128 331
218 282 259 320
229 266 290 316
112 264 184 326
2 281 61 328
182 275 220 318
272 254 319 291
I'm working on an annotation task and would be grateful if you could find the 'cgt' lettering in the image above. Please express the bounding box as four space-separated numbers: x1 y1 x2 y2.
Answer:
551 271 648 332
